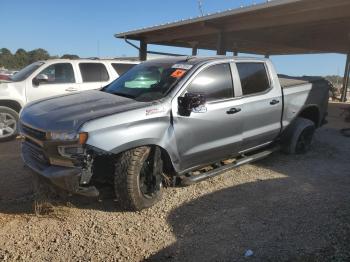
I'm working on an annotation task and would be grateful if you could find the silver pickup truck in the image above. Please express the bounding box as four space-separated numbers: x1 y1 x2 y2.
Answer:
19 56 329 211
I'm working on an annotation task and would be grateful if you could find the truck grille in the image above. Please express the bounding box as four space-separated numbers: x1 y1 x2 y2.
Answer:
22 140 49 166
21 124 47 141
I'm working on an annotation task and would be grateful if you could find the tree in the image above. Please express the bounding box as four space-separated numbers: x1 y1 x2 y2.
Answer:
28 48 50 63
61 54 79 59
0 48 13 69
0 47 79 69
14 49 29 69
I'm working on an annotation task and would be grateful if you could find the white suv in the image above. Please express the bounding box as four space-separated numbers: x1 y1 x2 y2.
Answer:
0 58 139 141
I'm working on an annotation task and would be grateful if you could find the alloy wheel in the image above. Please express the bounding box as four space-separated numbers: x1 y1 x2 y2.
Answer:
0 112 17 139
295 127 314 153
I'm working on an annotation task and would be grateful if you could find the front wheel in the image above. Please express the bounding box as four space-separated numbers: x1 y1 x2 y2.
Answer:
0 106 19 142
114 146 163 211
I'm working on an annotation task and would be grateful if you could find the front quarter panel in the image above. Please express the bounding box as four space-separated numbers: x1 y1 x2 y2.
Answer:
0 81 26 107
80 101 180 168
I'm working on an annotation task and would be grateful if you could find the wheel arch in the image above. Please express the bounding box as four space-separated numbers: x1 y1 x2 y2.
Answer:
109 140 178 174
297 105 320 127
0 100 22 113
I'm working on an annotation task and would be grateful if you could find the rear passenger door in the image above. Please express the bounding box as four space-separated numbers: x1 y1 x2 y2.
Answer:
236 62 282 152
78 63 110 91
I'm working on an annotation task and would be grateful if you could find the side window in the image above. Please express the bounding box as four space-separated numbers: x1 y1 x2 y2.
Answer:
112 63 136 75
236 63 270 96
37 63 75 84
187 63 234 102
79 63 109 82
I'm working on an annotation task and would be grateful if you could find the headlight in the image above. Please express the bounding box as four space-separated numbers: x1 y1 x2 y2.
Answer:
48 131 88 144
49 131 78 141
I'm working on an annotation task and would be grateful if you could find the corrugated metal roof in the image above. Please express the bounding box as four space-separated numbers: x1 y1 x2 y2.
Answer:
115 0 350 55
116 0 298 38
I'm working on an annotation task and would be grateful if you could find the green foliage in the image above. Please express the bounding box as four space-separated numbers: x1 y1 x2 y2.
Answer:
0 48 14 68
14 48 29 69
61 54 80 59
28 48 50 63
0 48 79 70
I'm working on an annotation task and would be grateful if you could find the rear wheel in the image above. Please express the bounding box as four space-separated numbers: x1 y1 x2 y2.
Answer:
0 106 18 142
114 146 163 211
282 117 315 154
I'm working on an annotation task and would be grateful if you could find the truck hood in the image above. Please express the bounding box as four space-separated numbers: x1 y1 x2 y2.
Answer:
20 90 151 131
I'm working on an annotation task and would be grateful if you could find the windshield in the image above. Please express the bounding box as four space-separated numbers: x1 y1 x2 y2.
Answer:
10 62 44 82
104 62 190 102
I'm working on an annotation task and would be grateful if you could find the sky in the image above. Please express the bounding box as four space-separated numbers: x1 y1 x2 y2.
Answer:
1 0 346 76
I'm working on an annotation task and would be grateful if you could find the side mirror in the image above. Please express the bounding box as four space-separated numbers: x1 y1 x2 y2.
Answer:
33 74 49 86
178 93 206 116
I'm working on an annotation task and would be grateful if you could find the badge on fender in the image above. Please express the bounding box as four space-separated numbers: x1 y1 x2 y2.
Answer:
146 106 165 116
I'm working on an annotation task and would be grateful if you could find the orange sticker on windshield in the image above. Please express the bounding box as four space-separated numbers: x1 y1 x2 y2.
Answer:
171 69 186 78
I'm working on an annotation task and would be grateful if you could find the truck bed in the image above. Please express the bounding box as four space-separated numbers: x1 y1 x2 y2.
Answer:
278 75 329 88
278 74 330 129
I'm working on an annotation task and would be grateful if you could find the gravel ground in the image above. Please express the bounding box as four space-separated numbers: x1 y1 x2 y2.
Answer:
0 103 349 261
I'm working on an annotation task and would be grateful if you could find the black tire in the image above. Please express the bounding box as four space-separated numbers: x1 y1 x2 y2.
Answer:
282 117 316 154
114 146 163 211
0 106 19 142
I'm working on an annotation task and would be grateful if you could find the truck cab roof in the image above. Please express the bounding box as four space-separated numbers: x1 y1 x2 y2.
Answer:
141 56 269 67
36 58 139 65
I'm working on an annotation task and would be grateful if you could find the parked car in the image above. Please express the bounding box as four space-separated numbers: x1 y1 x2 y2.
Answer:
0 69 13 81
0 74 10 81
0 59 138 141
19 56 329 210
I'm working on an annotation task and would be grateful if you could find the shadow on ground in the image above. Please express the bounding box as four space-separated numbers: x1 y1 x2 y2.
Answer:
148 177 350 261
147 127 350 261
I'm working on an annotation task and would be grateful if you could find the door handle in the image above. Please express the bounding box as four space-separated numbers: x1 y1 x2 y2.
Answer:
270 99 280 105
226 108 241 114
65 87 78 92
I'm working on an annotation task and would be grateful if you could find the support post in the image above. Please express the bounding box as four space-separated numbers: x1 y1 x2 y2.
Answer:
216 32 226 56
192 46 198 56
341 53 350 102
139 40 147 61
233 51 238 56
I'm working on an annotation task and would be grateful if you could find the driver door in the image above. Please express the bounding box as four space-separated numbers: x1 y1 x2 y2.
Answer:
26 62 77 102
172 62 244 171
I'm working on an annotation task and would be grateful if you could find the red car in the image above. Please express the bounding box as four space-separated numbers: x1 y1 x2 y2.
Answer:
0 74 10 81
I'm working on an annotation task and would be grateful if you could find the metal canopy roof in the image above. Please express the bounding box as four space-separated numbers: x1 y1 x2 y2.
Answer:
115 0 350 55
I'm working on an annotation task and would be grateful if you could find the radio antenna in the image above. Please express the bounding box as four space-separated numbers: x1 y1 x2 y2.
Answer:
198 0 204 16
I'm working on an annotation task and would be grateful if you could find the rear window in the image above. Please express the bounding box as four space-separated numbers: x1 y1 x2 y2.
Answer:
236 63 270 96
112 63 136 75
79 63 109 82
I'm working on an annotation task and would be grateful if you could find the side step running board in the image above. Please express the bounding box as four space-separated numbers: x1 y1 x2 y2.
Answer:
181 147 278 186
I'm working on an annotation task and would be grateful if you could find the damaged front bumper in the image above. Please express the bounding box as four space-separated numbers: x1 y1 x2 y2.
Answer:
21 141 99 197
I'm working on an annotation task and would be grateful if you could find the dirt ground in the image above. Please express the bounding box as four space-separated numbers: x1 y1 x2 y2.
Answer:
0 102 350 261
